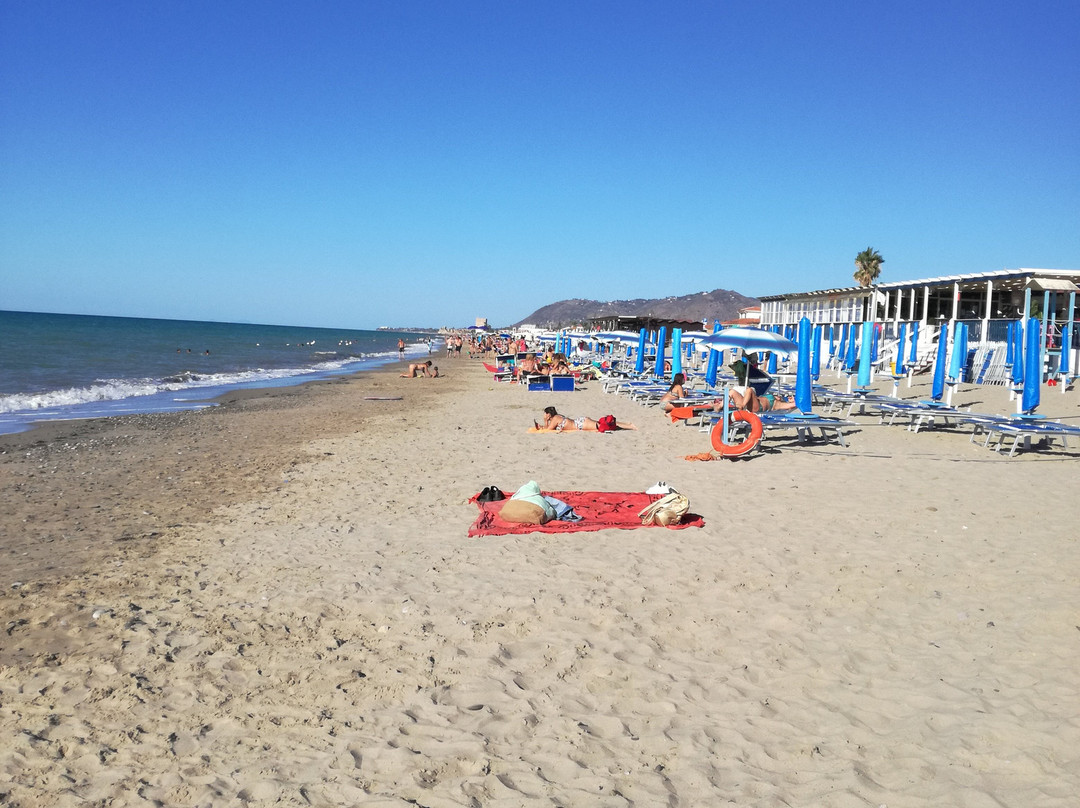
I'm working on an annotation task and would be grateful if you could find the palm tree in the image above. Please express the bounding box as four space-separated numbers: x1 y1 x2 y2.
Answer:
853 247 884 287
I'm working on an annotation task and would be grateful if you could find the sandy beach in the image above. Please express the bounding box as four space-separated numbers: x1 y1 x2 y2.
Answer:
2 359 1079 807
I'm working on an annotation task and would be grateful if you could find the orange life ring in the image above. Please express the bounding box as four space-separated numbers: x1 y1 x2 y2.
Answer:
710 410 763 457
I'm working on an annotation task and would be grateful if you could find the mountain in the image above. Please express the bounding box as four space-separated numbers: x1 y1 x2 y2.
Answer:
511 288 759 329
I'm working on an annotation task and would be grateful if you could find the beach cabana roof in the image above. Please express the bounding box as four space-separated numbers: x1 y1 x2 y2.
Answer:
758 268 1080 301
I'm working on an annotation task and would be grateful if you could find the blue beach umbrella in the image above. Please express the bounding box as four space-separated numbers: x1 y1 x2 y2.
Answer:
1005 320 1016 368
811 324 822 381
654 327 667 377
836 325 847 366
1022 317 1041 413
895 322 907 376
767 348 778 375
671 328 683 377
828 324 835 357
1011 321 1025 389
1059 323 1071 375
871 325 880 363
634 329 646 374
948 322 968 382
845 326 858 371
931 325 949 401
857 321 874 387
908 322 919 364
795 318 813 413
705 344 720 387
956 323 969 381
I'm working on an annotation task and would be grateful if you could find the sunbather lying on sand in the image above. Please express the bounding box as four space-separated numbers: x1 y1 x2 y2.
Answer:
536 406 637 432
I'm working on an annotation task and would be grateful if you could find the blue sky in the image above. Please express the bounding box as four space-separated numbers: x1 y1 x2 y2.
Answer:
2 2 1077 329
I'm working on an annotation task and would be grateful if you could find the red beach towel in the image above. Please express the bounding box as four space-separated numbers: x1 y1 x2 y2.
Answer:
467 489 705 537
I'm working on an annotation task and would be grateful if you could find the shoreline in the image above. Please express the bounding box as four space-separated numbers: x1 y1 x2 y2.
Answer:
2 357 1079 805
0 358 456 590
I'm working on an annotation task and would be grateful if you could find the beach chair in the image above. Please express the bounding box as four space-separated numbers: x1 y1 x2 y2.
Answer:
818 389 898 418
878 400 966 432
967 418 1080 457
757 412 855 447
700 410 854 447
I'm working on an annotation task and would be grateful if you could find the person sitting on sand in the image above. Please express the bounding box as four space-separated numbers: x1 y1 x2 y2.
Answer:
401 360 433 378
536 406 637 432
659 373 687 413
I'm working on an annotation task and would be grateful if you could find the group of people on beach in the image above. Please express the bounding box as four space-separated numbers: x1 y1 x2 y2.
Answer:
659 372 797 414
516 352 572 378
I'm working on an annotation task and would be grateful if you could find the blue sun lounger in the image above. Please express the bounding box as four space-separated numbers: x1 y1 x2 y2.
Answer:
968 418 1080 457
700 411 854 447
878 401 967 432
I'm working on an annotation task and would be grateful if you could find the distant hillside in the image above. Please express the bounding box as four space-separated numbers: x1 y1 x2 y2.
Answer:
512 288 759 329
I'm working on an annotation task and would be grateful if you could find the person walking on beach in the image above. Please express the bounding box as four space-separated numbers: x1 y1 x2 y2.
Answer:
397 338 405 359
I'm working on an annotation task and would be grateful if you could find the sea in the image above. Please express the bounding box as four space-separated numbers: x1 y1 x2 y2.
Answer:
0 310 440 436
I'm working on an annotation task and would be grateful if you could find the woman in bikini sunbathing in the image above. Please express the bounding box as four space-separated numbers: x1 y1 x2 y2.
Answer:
537 406 637 431
659 373 687 413
715 387 797 413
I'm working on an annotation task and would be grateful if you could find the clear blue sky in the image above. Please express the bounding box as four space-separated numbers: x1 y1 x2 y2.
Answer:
2 2 1077 329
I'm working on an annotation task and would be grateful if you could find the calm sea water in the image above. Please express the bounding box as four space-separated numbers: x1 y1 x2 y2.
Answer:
0 310 438 435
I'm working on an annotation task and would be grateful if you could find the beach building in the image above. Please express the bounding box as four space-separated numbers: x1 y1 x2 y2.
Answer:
586 315 704 335
723 305 761 326
757 268 1080 383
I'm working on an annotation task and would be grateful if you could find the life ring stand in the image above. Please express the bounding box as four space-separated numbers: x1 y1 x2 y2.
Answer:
710 410 763 457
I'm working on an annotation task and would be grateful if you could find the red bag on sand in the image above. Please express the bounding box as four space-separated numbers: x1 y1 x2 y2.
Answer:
596 415 617 432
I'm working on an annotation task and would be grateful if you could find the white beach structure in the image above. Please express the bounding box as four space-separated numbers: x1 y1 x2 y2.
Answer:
757 268 1080 387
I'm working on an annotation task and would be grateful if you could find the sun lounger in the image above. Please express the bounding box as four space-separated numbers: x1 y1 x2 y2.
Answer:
757 412 855 447
967 418 1080 457
700 411 854 447
878 400 967 432
818 389 899 417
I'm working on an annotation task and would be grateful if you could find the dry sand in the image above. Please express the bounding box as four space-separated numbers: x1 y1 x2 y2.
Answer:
2 359 1079 807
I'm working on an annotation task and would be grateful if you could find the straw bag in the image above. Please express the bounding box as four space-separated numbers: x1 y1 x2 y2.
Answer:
638 492 690 526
